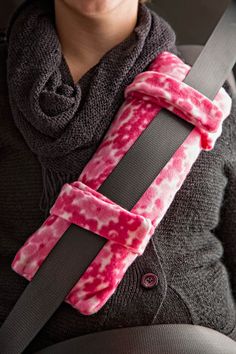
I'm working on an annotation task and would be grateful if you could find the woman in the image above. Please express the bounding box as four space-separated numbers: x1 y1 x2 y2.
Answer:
0 0 236 352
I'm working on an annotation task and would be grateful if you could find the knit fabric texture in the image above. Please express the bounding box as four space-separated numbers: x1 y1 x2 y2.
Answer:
6 0 177 216
0 3 236 353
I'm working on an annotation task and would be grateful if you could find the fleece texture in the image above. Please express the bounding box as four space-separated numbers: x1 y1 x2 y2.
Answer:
11 51 232 316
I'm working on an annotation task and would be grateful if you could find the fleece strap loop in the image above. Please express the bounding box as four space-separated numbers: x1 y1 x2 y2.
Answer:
125 60 232 151
50 181 153 255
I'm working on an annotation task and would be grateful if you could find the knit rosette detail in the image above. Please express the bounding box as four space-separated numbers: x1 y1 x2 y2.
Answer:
12 51 232 315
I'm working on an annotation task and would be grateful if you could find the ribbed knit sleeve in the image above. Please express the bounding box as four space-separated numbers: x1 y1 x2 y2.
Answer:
214 97 236 301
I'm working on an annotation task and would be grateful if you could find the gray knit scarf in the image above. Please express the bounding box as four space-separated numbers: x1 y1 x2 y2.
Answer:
6 0 177 216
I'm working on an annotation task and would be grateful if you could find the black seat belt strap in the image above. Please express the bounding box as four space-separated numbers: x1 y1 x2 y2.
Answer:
36 324 236 354
183 0 236 100
0 1 236 353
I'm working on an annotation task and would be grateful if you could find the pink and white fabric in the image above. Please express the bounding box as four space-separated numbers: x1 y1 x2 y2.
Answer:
12 51 232 315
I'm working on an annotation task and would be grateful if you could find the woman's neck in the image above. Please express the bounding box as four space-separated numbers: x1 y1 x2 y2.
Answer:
54 0 139 83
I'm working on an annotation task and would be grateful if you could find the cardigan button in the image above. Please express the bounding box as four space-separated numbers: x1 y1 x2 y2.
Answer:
141 273 158 289
0 31 7 43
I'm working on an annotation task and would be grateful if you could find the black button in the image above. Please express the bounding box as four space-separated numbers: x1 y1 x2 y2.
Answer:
141 273 158 289
0 31 7 43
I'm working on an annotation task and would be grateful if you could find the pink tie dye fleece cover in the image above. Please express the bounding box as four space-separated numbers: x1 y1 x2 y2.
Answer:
12 51 232 315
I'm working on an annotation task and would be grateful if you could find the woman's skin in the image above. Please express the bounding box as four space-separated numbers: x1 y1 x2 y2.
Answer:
54 0 139 83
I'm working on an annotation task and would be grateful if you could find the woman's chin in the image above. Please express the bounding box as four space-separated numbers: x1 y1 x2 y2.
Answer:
61 0 125 17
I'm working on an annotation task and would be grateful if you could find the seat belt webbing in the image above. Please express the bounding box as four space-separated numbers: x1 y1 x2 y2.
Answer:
0 1 236 353
36 324 236 354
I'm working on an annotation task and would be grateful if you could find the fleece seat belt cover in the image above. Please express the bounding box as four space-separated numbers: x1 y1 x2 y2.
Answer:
11 51 232 316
